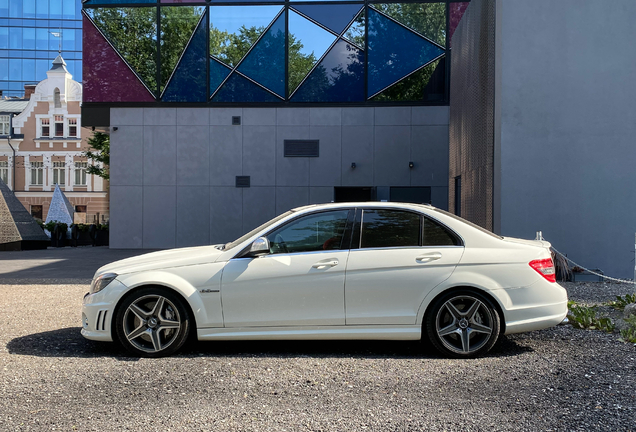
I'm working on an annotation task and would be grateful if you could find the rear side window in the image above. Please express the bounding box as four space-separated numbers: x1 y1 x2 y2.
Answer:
423 217 461 246
360 210 421 248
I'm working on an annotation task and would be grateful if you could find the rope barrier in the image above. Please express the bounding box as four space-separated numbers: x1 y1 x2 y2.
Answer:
551 247 635 284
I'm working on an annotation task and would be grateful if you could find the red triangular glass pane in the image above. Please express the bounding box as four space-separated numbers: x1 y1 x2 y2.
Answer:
83 15 155 103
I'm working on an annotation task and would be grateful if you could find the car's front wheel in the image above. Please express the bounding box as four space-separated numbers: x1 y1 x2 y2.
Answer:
114 287 191 357
426 290 500 358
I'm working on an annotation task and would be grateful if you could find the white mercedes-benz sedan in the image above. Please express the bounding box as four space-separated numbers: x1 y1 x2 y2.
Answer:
82 202 567 358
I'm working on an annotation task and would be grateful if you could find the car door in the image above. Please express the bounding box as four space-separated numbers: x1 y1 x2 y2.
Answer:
221 209 353 327
344 208 464 325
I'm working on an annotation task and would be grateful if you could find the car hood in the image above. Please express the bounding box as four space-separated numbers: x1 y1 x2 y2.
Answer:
502 236 552 249
95 245 226 277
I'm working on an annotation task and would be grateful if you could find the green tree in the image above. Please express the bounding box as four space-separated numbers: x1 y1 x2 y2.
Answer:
84 132 110 181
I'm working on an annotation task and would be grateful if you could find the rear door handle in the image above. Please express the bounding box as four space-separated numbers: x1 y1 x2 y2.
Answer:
312 259 339 268
416 252 442 263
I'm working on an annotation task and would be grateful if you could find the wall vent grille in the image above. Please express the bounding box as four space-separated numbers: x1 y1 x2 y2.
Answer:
284 140 319 157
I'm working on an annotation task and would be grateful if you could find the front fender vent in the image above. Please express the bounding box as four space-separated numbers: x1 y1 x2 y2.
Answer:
96 310 108 331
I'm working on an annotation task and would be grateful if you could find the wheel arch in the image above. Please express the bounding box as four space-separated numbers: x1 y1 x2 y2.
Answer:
110 275 206 340
420 285 507 335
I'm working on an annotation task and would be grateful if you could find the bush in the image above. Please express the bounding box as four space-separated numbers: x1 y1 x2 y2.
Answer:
567 300 615 333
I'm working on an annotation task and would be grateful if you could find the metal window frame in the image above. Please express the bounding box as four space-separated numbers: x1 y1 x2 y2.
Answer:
80 0 470 107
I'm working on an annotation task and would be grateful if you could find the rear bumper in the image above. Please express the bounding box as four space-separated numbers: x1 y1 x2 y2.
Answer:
496 280 569 335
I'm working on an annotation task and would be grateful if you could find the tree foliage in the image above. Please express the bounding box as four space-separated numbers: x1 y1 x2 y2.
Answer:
84 132 110 181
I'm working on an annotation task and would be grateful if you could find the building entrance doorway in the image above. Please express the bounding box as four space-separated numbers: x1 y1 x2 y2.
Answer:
334 187 377 202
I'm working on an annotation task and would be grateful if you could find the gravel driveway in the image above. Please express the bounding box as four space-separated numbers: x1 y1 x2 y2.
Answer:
0 277 635 431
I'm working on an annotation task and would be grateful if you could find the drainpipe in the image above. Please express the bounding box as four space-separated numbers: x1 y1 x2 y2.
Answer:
7 113 16 191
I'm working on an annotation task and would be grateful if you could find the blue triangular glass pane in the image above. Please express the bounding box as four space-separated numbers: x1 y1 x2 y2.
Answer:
84 0 156 4
212 73 280 103
367 8 444 97
163 13 207 102
237 13 285 97
291 39 364 102
209 58 232 96
292 4 363 35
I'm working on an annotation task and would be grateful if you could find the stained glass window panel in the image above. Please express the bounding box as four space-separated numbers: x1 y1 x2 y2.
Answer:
288 10 336 95
237 13 285 97
163 12 207 102
209 5 282 68
291 39 364 103
372 3 446 46
342 8 365 49
210 58 232 96
86 7 158 94
161 6 205 93
291 3 362 35
83 15 155 102
367 8 444 98
212 72 281 103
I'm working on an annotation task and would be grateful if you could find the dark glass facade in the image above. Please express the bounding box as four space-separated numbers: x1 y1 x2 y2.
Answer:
82 0 470 105
0 0 83 97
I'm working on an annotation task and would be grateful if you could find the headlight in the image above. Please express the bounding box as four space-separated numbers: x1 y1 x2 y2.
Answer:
90 273 118 294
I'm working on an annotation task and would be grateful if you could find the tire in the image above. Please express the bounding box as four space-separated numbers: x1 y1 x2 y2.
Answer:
114 287 191 358
426 290 500 358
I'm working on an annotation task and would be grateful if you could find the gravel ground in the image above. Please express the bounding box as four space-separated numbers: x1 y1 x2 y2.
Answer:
0 280 635 431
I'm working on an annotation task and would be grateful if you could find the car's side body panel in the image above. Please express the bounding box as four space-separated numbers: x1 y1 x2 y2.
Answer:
220 250 350 327
344 246 464 325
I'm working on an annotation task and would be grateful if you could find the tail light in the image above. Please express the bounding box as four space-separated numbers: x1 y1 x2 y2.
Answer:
529 258 556 283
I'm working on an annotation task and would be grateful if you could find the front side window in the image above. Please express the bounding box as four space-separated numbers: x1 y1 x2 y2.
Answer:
30 161 44 186
0 115 9 135
41 118 50 137
266 210 350 254
53 161 65 185
74 162 87 186
360 209 421 249
0 160 8 184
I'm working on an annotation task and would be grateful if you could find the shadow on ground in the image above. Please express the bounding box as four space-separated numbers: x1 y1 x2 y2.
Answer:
6 328 532 360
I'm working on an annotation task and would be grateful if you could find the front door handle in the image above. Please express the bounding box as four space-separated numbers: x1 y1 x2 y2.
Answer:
416 252 442 263
312 259 339 268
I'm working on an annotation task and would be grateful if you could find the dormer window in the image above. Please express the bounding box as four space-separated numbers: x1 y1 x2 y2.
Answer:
54 88 61 108
41 118 50 137
55 115 64 137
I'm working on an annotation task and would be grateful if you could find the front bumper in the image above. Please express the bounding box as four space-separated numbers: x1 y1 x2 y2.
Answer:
81 279 128 342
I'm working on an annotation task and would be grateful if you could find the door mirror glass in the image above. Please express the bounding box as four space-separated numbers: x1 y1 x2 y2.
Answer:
249 237 270 256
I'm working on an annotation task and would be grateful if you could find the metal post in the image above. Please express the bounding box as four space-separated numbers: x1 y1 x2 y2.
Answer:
634 233 635 284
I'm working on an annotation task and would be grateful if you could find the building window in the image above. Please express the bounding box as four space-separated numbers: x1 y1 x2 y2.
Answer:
54 88 61 108
41 118 50 137
54 115 64 137
68 118 77 137
30 161 44 186
0 161 8 185
31 205 43 221
74 162 87 186
53 161 65 185
0 115 9 135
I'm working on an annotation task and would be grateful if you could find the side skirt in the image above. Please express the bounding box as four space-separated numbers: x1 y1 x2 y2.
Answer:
197 325 422 341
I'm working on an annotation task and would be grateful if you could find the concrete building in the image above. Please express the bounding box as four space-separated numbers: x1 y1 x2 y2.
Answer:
0 0 83 98
0 55 108 223
450 0 636 278
82 0 634 279
81 1 469 249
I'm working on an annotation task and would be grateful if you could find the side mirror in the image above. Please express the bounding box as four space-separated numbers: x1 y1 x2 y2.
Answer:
249 237 270 256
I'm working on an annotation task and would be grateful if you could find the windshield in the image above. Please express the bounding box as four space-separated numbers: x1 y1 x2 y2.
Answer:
222 210 294 250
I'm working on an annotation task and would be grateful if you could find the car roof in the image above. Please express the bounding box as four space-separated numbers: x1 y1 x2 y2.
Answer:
291 202 435 213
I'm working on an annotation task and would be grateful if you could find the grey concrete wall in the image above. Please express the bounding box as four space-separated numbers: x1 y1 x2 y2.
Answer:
498 0 636 278
110 106 450 249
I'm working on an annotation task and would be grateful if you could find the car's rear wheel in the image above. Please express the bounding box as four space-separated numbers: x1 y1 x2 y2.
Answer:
114 287 190 357
426 290 500 358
